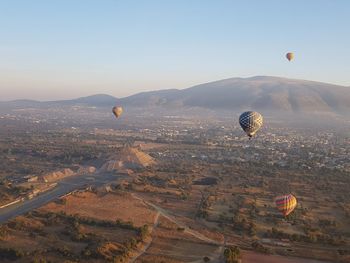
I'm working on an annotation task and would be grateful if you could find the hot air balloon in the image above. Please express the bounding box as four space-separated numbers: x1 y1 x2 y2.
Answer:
239 111 263 138
112 106 123 118
275 194 297 216
286 52 294 61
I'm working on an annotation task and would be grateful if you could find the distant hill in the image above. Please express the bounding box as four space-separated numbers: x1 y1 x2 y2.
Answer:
50 94 118 107
115 76 350 114
1 76 350 114
0 94 118 109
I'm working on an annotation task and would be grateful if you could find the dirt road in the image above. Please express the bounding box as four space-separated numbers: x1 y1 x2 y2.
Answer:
130 211 160 263
131 194 331 263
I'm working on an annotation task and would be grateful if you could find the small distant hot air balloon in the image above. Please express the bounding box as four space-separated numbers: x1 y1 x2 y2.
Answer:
286 52 294 61
275 194 297 216
239 111 263 138
112 106 123 119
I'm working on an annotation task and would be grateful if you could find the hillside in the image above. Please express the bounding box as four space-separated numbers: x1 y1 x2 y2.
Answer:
116 76 350 114
1 76 350 114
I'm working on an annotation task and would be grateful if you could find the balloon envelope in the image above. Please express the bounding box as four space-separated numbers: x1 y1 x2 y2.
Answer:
239 111 263 137
286 52 294 61
112 106 123 118
275 194 297 216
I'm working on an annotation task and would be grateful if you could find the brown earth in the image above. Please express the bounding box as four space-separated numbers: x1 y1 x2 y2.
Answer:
40 191 157 227
242 251 332 263
136 216 219 263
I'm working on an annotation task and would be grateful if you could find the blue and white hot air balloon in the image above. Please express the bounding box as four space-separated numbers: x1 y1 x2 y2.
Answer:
239 111 263 138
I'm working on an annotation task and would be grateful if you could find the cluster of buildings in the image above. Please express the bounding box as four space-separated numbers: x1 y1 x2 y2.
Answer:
137 122 350 173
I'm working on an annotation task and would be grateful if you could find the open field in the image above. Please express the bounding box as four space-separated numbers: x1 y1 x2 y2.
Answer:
136 216 220 263
41 191 157 227
0 211 142 262
0 111 349 262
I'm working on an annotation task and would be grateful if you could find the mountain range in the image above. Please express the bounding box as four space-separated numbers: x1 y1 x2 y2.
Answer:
2 76 350 114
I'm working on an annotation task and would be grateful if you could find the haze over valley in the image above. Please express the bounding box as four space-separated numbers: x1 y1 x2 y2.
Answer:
1 1 350 262
2 76 350 116
0 78 349 262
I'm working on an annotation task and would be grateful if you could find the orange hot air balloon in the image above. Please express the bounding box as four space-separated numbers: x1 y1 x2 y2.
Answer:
275 194 297 216
112 106 123 118
286 52 294 61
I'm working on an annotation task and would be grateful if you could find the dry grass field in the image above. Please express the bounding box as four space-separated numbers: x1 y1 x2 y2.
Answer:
135 216 220 263
41 191 157 227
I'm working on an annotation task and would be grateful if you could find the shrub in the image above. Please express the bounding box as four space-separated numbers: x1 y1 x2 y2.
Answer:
224 246 241 263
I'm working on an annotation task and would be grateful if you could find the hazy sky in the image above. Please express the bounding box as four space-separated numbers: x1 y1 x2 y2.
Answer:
1 0 349 100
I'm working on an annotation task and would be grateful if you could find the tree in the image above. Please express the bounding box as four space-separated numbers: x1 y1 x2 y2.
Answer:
203 256 211 262
224 246 241 263
139 225 149 241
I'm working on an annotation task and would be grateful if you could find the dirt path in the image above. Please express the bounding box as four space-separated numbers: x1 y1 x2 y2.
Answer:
131 194 226 262
131 194 332 263
129 211 160 263
133 194 222 246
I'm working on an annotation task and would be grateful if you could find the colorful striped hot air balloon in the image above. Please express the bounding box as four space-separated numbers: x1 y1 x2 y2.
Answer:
275 194 297 216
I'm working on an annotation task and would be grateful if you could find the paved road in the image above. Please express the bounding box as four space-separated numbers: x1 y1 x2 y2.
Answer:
0 172 122 224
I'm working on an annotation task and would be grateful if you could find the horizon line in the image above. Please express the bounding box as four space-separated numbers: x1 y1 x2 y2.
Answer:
1 75 349 102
